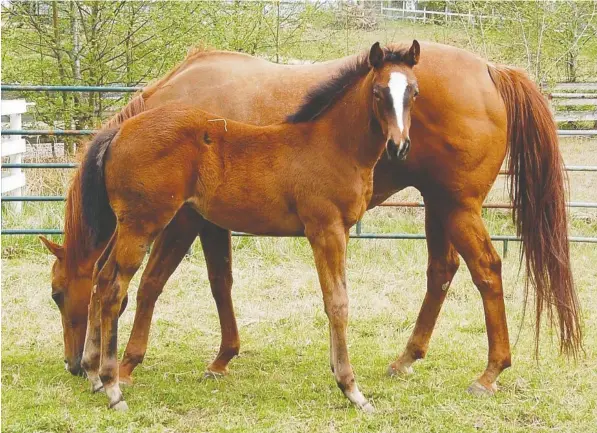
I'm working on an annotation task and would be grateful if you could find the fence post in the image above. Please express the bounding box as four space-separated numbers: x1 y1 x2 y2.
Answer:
1 99 29 213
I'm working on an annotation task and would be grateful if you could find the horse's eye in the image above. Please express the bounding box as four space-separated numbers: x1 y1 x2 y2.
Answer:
373 88 382 99
52 291 64 306
413 89 419 97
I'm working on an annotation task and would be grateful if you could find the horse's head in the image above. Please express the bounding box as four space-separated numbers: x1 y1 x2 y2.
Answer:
368 40 420 161
39 236 91 375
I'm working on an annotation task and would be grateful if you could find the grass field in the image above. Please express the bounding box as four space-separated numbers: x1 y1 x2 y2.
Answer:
2 135 597 432
2 14 597 431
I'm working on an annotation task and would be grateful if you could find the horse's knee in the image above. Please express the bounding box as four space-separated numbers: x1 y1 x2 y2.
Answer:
427 251 460 292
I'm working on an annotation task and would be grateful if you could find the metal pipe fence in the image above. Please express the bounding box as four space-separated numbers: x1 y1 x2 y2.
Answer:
2 84 597 256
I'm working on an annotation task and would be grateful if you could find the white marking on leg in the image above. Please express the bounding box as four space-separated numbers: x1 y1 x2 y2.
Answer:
106 383 127 410
442 281 450 291
388 72 408 134
344 384 374 413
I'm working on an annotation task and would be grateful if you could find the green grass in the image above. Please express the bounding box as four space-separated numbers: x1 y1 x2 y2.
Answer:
2 234 597 432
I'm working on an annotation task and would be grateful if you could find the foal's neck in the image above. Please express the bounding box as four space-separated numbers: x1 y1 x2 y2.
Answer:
316 74 385 168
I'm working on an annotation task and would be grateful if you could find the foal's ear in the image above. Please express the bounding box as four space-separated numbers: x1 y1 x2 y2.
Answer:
407 40 421 66
368 42 384 69
39 236 64 259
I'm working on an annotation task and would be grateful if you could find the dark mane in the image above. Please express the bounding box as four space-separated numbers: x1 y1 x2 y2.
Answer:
287 47 411 124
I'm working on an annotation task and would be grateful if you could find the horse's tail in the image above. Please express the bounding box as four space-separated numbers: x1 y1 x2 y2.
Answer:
80 128 119 247
487 64 582 357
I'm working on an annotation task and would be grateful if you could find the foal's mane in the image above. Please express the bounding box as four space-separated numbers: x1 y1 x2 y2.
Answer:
287 46 411 124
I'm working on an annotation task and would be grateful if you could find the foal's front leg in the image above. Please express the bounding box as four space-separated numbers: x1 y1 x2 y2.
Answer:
305 223 373 413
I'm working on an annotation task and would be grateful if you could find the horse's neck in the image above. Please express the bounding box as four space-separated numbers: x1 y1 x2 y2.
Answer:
316 78 385 167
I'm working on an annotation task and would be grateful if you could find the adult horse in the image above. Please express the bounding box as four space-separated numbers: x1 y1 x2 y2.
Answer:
41 41 581 400
74 42 418 410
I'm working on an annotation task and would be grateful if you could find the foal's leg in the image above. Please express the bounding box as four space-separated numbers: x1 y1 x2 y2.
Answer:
82 233 117 393
447 205 511 396
388 203 460 376
119 206 203 384
96 227 150 410
306 224 373 412
200 222 240 376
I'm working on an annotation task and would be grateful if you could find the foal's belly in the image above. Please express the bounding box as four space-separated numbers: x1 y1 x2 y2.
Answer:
188 195 304 236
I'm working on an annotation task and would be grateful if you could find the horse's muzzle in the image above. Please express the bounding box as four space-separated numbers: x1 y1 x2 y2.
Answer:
386 138 411 161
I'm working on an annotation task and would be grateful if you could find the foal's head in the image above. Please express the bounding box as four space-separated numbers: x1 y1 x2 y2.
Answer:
368 40 420 161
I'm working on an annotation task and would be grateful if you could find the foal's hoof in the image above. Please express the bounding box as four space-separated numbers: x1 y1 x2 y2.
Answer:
467 380 497 397
387 362 414 377
110 400 129 411
119 375 133 386
360 402 375 414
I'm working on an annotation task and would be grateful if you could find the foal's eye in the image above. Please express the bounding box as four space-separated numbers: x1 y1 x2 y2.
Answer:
413 89 419 98
373 88 382 99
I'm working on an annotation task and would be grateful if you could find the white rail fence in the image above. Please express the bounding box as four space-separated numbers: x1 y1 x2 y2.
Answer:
1 100 32 213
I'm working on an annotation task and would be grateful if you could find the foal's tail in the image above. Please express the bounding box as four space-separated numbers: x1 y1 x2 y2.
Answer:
487 65 582 357
80 128 119 247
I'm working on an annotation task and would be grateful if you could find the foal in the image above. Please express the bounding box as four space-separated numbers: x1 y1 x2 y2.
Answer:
79 41 420 410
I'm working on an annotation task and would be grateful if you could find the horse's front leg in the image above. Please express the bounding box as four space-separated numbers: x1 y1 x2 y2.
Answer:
305 222 373 413
119 205 203 384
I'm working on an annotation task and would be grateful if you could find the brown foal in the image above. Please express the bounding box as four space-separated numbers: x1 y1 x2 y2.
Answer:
76 42 420 410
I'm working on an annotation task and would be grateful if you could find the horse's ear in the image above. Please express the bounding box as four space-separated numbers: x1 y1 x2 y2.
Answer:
407 40 421 66
368 42 384 69
39 236 64 259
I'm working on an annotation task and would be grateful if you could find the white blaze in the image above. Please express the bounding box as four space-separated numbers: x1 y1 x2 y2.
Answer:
388 72 409 133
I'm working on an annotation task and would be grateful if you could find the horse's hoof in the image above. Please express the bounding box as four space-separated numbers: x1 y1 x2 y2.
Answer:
110 400 129 411
467 380 497 397
387 363 413 377
360 402 375 414
203 369 227 379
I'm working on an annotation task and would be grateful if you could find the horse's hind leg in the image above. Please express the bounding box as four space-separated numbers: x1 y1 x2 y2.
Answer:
447 205 511 396
388 202 460 376
96 225 151 410
200 222 240 376
119 205 203 384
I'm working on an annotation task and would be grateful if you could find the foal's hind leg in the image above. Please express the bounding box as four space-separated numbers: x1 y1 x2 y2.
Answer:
200 223 240 377
82 233 117 393
447 205 511 396
119 206 203 384
388 202 460 376
96 226 151 410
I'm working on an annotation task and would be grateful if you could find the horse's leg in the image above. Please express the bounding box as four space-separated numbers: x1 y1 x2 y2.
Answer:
96 226 150 410
82 232 117 393
388 203 460 376
200 222 240 376
119 206 203 384
306 224 373 412
447 205 511 396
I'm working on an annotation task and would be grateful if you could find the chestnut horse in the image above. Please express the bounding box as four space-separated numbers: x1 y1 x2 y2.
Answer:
75 42 419 410
41 41 581 400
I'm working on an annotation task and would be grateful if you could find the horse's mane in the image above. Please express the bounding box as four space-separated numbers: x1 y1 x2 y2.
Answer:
287 46 411 124
63 168 95 273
